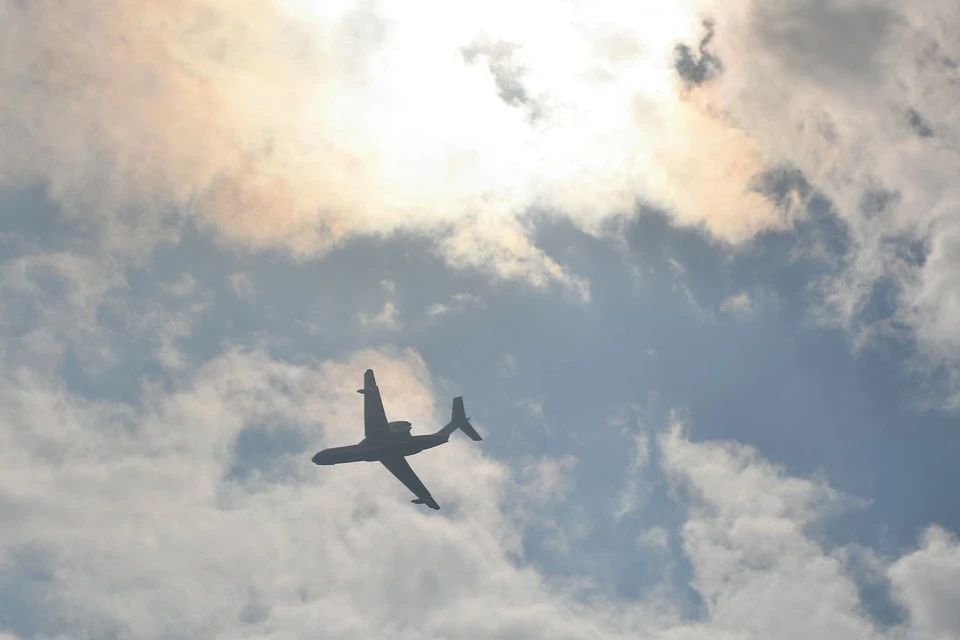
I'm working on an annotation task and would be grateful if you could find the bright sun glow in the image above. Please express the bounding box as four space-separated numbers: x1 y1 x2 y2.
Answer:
271 0 767 243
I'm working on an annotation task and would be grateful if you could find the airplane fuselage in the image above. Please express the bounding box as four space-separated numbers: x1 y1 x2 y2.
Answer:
312 432 449 465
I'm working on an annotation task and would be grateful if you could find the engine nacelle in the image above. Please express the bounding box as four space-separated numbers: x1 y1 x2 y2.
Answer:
388 420 412 433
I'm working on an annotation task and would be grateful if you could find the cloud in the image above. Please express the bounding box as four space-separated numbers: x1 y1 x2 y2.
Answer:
498 354 518 378
516 399 544 419
615 421 652 520
901 222 960 409
690 0 960 405
0 346 511 638
0 249 127 374
720 290 753 316
159 273 198 298
5 2 960 631
654 414 949 640
1 335 959 637
440 217 592 302
720 288 776 319
518 455 578 504
638 526 670 550
6 0 960 402
888 526 960 639
0 0 794 298
0 243 216 382
664 255 713 321
228 272 257 301
358 280 401 330
426 292 481 320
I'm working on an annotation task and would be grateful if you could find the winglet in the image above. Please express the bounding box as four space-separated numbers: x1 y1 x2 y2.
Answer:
412 497 440 510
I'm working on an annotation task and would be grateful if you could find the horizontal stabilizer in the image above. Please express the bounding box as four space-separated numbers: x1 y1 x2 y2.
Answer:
454 397 482 441
459 421 482 442
442 396 482 441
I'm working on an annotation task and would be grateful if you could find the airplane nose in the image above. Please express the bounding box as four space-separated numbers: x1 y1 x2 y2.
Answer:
311 451 325 465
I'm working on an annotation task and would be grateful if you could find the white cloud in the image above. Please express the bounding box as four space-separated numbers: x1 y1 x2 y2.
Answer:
1 340 958 637
693 0 960 405
518 455 577 504
7 0 959 401
0 0 795 299
720 289 776 319
499 354 518 378
362 300 400 331
654 415 948 640
440 217 592 302
664 256 713 322
0 347 512 638
516 398 544 419
666 257 687 278
720 290 753 316
359 280 401 330
160 273 198 298
616 424 652 520
888 526 960 639
0 250 126 375
639 526 670 550
425 302 449 318
426 292 481 320
228 272 257 301
4 1 960 635
0 245 215 379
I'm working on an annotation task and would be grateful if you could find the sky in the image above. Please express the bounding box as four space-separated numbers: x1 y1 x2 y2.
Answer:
1 0 960 638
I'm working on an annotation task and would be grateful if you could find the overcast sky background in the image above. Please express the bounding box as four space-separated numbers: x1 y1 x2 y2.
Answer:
2 1 959 638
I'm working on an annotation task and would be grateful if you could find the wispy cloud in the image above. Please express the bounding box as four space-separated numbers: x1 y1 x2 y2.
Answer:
359 280 401 330
615 422 652 520
638 526 669 550
498 354 518 378
720 290 754 316
665 255 713 321
160 273 198 298
518 454 578 504
228 272 257 301
425 292 481 320
516 399 544 419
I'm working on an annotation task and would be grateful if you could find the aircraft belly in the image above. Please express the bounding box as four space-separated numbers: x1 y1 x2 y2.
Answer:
362 441 424 459
321 446 367 464
319 436 438 465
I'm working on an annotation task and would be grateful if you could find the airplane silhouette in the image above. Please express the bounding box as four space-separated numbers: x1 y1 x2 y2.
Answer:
312 369 482 509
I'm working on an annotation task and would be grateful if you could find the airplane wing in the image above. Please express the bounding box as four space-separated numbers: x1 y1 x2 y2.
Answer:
380 456 440 510
358 369 389 439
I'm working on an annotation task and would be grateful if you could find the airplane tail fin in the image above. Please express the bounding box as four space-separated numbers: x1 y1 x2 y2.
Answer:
440 396 482 441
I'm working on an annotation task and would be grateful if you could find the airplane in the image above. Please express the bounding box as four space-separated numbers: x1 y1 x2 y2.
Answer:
311 368 482 510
